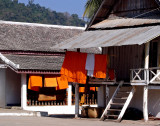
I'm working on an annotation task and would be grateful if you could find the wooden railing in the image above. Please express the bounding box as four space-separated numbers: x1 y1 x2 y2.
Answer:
72 93 97 105
27 95 67 106
130 67 160 85
27 89 67 106
27 92 97 106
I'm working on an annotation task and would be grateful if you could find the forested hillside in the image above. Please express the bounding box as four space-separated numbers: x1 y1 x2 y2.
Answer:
0 0 86 26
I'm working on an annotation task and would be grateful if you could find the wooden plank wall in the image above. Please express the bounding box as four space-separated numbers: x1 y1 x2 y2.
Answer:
109 0 158 18
103 45 145 82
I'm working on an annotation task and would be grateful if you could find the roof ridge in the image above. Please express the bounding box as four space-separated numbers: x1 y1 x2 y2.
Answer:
0 20 85 30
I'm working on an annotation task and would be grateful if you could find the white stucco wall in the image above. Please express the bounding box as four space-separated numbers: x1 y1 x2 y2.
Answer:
5 68 21 105
0 68 6 108
108 86 160 117
25 106 76 115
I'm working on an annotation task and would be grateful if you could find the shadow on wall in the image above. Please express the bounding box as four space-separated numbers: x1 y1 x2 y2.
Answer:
148 90 160 117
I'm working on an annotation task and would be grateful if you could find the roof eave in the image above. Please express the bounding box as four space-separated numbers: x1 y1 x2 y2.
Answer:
17 69 60 75
86 0 106 31
0 53 19 70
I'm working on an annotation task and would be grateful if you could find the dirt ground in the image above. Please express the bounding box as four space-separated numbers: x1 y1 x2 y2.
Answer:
0 116 160 126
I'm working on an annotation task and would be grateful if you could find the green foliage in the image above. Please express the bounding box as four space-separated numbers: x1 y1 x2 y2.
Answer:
83 0 103 19
0 0 86 26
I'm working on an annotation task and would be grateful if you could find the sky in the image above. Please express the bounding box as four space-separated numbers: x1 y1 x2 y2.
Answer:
18 0 87 19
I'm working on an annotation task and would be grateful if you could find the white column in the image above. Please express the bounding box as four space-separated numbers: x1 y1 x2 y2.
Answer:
68 84 72 106
98 85 105 107
21 74 27 109
0 68 6 108
143 85 148 121
145 42 150 69
143 42 150 121
75 84 79 118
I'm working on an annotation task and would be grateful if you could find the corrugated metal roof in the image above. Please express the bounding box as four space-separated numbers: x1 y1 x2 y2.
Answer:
87 0 160 30
91 18 160 29
53 25 160 49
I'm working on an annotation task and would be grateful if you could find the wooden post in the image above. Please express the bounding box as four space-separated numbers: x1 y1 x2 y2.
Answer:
157 42 160 67
105 86 109 106
75 84 79 118
21 74 27 109
143 42 150 121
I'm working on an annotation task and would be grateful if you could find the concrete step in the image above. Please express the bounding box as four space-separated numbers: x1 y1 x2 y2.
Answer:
0 108 48 117
5 106 22 110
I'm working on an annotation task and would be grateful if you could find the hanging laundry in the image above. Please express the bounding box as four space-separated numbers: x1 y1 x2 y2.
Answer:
79 87 85 93
28 75 42 91
90 87 96 91
76 52 87 84
61 51 87 84
94 54 107 78
108 69 115 80
56 75 68 90
61 51 77 83
28 77 40 91
79 87 96 92
44 75 58 87
85 54 95 77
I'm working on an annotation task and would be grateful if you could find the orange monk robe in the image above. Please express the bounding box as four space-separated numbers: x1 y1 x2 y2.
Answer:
79 87 85 93
61 51 76 82
61 51 87 84
44 75 58 87
30 75 43 87
67 52 78 83
93 54 107 78
28 75 42 91
79 87 96 92
90 87 96 91
76 52 87 84
56 75 68 90
109 69 115 80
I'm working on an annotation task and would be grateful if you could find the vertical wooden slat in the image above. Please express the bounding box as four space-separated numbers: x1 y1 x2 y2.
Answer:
75 84 79 118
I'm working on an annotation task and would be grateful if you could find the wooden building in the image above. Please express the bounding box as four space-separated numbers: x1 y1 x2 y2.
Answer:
53 0 160 121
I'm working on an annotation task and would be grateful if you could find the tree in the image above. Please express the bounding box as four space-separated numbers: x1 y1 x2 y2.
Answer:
83 0 103 20
28 0 34 5
0 0 86 26
13 0 18 4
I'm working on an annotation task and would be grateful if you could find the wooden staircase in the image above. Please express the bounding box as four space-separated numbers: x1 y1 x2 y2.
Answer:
100 81 136 122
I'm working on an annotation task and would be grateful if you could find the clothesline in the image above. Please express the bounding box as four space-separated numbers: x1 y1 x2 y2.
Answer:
28 51 113 92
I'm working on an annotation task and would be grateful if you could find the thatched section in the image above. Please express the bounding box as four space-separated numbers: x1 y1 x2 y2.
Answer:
0 21 83 52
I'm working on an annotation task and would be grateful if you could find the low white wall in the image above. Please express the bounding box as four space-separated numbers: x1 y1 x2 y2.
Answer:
24 104 97 115
5 68 21 105
0 68 6 108
25 106 76 115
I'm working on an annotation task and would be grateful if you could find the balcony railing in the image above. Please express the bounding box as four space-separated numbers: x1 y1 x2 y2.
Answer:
130 67 160 85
